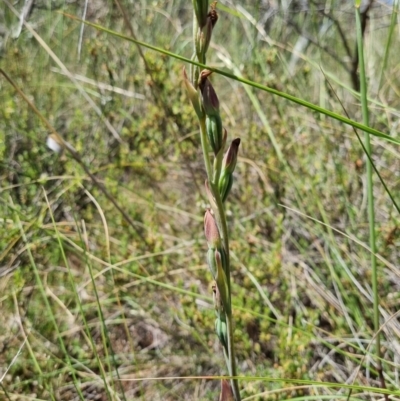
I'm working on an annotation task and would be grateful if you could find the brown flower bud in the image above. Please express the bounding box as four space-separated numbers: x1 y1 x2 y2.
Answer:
222 138 240 175
218 138 240 201
198 70 220 117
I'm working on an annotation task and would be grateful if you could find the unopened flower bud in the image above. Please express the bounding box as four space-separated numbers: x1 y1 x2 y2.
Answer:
199 70 219 117
222 138 240 175
205 180 217 210
183 68 203 119
215 250 231 315
218 173 233 203
204 209 220 249
212 281 223 315
198 71 223 153
218 138 240 202
206 115 223 155
207 248 217 278
215 317 228 351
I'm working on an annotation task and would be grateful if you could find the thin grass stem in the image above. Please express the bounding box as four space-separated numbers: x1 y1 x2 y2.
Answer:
225 315 240 400
61 14 400 146
12 197 85 401
379 0 399 91
79 219 123 401
355 4 387 399
44 189 115 401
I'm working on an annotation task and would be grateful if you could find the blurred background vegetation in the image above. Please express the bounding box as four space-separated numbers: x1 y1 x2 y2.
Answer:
1 0 400 400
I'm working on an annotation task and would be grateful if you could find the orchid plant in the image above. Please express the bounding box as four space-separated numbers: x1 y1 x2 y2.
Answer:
184 1 241 399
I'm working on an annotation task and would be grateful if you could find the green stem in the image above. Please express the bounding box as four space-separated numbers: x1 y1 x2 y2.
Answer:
226 312 240 400
378 0 399 91
61 15 400 146
13 198 85 401
355 4 385 396
193 6 240 399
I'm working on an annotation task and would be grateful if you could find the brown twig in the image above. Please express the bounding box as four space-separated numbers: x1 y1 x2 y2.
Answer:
312 0 353 61
351 0 375 91
286 17 350 72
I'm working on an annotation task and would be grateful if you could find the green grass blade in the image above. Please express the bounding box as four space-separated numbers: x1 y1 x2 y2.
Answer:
11 196 84 401
44 190 115 401
61 13 400 146
379 0 400 90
